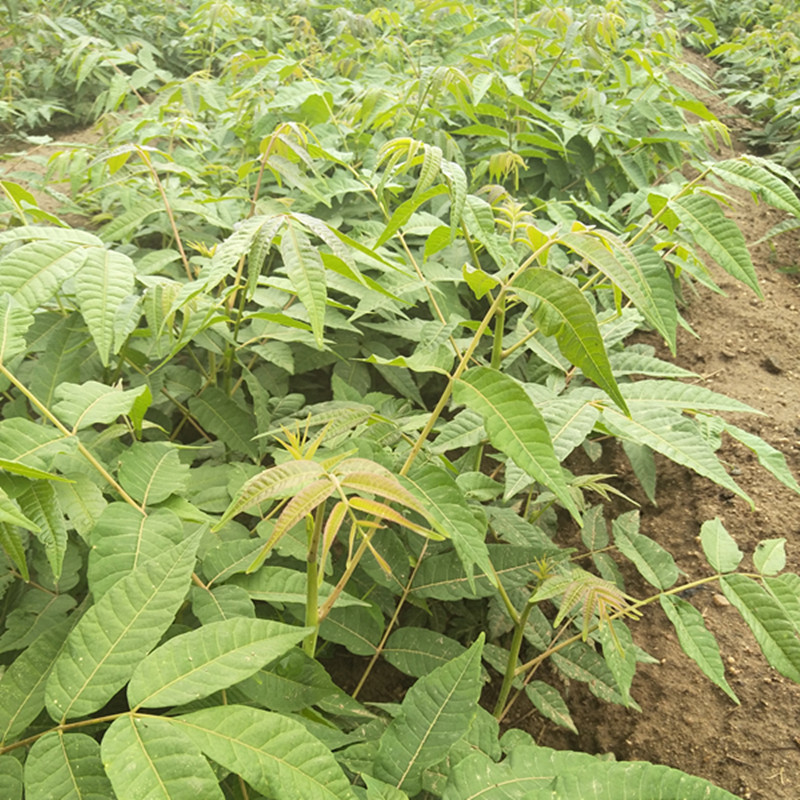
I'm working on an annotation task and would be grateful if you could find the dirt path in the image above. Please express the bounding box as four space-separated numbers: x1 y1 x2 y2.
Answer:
526 50 800 799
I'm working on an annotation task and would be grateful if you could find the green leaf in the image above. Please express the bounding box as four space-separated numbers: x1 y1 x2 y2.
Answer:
0 592 75 654
524 680 578 734
620 379 760 414
551 641 638 708
0 755 22 800
672 192 762 297
191 584 255 623
445 745 740 800
189 387 258 459
723 422 800 494
711 156 800 218
215 461 326 530
598 619 636 703
128 618 307 708
45 530 202 721
88 505 184 599
117 442 190 506
230 566 368 608
441 750 553 800
75 248 136 366
0 294 33 365
411 544 559 601
764 574 800 634
0 522 28 581
454 368 580 524
374 636 484 795
660 595 738 703
281 219 327 348
319 603 383 656
602 407 751 507
25 732 113 800
376 185 449 247
403 465 492 591
0 240 87 310
53 380 150 431
54 474 107 541
512 269 628 414
699 518 743 573
102 715 223 800
554 759 740 798
173 705 356 800
383 628 467 678
612 511 679 590
97 197 162 243
721 574 800 682
558 231 677 351
233 647 339 713
621 440 657 504
753 538 787 576
364 775 411 800
0 626 70 745
17 481 67 581
0 418 71 472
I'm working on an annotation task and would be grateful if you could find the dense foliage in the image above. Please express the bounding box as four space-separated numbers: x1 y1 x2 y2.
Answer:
673 0 800 172
1 0 800 798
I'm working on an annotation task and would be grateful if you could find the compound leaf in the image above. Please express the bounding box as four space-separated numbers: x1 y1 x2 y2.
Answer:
602 407 750 507
672 192 762 297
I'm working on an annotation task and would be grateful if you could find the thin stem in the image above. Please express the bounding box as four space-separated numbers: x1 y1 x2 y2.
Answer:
317 530 375 622
0 712 127 755
397 231 465 363
135 146 191 280
304 507 325 657
400 237 555 477
490 292 506 369
352 540 430 699
0 364 144 513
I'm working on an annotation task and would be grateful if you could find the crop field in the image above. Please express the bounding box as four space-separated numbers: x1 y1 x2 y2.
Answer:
1 1 800 798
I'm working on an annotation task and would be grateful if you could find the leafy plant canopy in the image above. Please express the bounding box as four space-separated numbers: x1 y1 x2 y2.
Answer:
0 0 799 798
